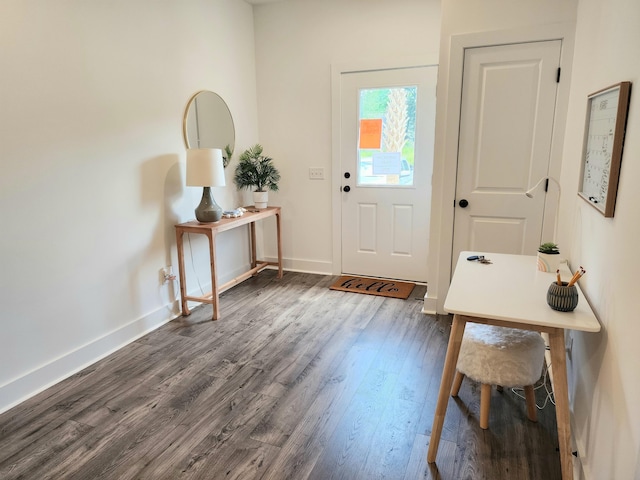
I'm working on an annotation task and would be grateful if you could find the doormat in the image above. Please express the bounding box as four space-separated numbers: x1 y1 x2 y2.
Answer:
329 275 415 299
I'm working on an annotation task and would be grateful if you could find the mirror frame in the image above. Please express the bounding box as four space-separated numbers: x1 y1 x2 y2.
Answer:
182 90 235 165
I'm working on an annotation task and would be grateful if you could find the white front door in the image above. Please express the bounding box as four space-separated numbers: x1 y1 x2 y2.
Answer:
452 41 562 267
340 66 437 282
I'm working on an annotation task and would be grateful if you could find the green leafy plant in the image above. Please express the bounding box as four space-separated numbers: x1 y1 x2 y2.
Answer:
223 144 234 168
233 144 281 193
538 242 559 254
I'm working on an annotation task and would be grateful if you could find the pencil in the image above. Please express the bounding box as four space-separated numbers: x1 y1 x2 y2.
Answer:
556 269 562 286
568 268 582 286
568 268 585 287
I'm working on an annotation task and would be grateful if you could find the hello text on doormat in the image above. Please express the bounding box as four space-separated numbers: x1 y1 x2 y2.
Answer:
329 275 415 299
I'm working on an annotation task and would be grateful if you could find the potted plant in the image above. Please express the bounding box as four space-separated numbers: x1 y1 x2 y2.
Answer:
537 242 560 272
223 144 234 168
233 144 281 209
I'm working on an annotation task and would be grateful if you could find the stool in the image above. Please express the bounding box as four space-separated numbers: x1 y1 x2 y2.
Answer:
451 323 546 429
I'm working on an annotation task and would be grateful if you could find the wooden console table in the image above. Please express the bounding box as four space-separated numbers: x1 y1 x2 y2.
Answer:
175 206 282 320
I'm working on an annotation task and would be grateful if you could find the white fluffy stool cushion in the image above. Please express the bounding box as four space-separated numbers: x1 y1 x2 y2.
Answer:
457 324 546 387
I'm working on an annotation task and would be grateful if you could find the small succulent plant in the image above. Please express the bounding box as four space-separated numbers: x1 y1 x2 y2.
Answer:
538 242 560 254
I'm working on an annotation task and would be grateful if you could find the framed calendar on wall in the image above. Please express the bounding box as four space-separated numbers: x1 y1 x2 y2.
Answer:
578 81 631 217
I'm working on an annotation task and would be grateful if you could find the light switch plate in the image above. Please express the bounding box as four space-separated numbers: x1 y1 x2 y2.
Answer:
309 167 325 180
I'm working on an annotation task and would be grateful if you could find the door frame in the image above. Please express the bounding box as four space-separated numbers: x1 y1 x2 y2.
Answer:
330 55 439 276
424 24 576 315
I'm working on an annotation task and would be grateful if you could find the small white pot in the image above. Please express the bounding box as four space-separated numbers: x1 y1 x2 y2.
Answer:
253 191 268 209
537 252 565 272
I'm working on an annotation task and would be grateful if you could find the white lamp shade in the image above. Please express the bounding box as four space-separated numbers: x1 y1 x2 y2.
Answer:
186 148 226 187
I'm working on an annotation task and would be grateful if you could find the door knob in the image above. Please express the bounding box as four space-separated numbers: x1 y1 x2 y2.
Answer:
458 199 469 208
344 172 351 179
343 185 351 193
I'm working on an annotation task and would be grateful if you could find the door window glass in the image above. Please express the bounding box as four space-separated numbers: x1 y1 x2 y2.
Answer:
357 86 417 186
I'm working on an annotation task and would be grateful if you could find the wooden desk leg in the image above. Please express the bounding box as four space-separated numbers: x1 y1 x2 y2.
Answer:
276 211 283 278
175 228 190 316
548 328 573 480
250 222 257 270
427 314 467 463
207 230 220 320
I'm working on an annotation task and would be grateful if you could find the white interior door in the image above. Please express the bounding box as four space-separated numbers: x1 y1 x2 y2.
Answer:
452 41 562 266
340 66 437 282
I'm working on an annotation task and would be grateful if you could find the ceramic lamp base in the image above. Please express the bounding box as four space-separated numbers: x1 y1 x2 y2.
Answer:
195 187 222 223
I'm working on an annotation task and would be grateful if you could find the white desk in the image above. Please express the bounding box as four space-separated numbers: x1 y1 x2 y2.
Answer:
427 252 600 480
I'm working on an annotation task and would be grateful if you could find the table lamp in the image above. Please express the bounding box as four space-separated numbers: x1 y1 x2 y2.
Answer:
186 148 226 223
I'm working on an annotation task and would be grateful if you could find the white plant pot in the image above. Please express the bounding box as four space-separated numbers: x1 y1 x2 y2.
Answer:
253 191 268 209
537 252 564 272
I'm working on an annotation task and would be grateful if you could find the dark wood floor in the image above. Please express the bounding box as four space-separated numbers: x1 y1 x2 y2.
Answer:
0 271 562 479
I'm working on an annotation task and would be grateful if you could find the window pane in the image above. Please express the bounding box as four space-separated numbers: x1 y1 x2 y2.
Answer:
357 86 416 187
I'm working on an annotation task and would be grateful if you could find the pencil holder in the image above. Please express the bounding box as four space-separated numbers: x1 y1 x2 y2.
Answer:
547 282 578 312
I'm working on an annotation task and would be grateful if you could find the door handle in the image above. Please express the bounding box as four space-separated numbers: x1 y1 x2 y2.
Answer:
344 172 351 179
458 199 469 208
343 185 351 193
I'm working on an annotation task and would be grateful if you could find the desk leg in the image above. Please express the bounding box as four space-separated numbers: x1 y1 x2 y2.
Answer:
175 229 190 316
276 211 283 278
427 314 467 463
207 230 220 320
549 328 573 480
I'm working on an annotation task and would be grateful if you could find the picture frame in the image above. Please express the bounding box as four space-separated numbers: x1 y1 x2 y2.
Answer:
578 81 631 217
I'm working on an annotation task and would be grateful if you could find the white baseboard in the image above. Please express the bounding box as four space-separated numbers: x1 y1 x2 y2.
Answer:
263 256 333 276
572 415 588 480
422 292 438 315
0 302 179 415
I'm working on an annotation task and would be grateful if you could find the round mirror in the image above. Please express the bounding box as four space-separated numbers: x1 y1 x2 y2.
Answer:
183 91 235 166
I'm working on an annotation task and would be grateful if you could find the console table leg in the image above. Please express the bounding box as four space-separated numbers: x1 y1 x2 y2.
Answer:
175 229 190 316
250 222 257 270
207 231 220 320
276 212 283 278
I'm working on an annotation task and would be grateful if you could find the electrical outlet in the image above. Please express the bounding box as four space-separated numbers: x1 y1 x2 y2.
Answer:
562 331 573 362
161 266 175 284
309 167 325 180
566 334 573 354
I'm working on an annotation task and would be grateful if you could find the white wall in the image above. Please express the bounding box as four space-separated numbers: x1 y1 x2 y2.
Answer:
251 0 441 273
0 0 259 413
559 0 640 477
425 0 578 314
